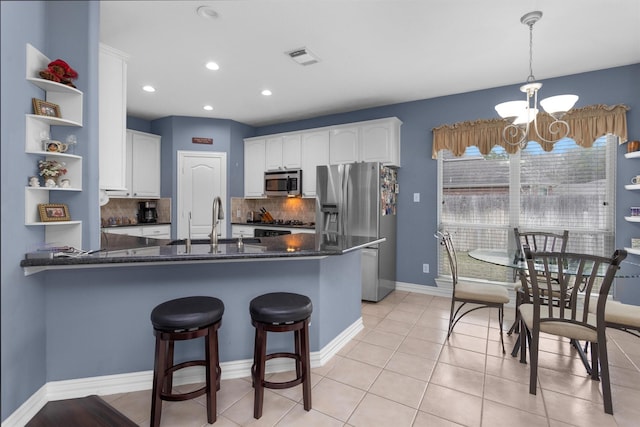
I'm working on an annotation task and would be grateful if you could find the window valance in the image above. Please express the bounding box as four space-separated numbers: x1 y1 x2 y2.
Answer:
431 104 629 158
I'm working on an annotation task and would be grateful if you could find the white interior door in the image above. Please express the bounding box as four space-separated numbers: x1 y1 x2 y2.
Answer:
177 151 227 239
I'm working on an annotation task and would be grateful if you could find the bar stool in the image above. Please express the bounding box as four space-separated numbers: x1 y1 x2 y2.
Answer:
250 292 313 419
150 296 224 427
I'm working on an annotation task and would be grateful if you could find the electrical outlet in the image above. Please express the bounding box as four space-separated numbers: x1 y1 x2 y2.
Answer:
413 193 420 202
423 263 429 273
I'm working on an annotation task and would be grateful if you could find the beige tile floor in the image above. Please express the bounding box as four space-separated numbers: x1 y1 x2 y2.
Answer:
101 291 640 426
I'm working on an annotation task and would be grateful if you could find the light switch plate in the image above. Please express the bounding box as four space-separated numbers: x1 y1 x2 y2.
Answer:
413 193 420 202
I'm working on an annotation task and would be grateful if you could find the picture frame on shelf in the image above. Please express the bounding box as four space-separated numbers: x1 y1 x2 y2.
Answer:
38 203 70 222
32 98 61 118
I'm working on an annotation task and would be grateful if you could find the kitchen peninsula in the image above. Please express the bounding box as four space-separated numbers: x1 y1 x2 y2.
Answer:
19 233 379 393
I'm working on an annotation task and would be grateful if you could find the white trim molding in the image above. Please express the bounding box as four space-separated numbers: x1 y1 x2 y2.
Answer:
1 317 363 427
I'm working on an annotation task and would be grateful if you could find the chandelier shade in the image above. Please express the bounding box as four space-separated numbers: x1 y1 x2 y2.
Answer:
495 11 578 148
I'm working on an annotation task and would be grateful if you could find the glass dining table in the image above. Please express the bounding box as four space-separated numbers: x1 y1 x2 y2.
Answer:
468 248 640 370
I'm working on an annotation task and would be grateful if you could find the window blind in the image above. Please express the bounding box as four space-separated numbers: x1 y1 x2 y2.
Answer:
437 135 616 283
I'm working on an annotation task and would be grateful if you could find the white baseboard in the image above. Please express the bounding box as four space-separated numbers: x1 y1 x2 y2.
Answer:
1 317 363 427
396 280 451 297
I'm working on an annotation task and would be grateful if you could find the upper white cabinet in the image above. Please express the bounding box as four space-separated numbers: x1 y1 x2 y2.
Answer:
265 134 301 171
243 117 401 197
329 126 359 165
300 130 329 197
24 44 83 248
244 138 266 197
99 44 129 191
330 118 401 166
360 118 402 166
108 130 161 198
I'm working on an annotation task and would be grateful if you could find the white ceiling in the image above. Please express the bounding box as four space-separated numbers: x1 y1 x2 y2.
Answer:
100 0 640 127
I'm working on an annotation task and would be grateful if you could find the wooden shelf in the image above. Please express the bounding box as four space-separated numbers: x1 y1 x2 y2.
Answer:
624 216 640 223
624 184 640 190
26 220 82 227
624 247 640 256
624 151 640 159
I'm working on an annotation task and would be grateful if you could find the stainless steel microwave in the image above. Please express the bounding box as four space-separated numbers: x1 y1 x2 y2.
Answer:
264 170 302 197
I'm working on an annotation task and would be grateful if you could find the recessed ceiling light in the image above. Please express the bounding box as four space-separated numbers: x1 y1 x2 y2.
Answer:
205 61 220 71
142 85 156 93
261 89 272 96
203 105 213 111
197 6 218 19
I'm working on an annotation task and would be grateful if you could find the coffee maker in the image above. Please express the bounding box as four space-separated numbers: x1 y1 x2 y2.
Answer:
138 201 158 223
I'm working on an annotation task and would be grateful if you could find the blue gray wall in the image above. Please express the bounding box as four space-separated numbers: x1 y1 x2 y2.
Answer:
1 0 639 421
1 0 101 420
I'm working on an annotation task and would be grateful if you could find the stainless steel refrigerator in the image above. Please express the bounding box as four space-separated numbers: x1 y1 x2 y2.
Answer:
316 162 398 302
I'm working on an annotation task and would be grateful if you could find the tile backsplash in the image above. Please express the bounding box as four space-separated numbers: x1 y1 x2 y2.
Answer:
100 198 171 226
231 197 315 224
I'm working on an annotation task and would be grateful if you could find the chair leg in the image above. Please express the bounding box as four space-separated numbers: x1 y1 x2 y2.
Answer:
447 299 456 340
519 318 528 365
528 328 539 395
150 337 167 427
508 294 521 336
596 340 614 414
301 319 312 411
164 341 174 394
253 327 267 419
498 305 505 354
205 326 217 424
590 341 600 381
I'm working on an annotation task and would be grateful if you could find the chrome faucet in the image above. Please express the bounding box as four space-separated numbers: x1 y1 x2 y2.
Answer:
210 196 224 246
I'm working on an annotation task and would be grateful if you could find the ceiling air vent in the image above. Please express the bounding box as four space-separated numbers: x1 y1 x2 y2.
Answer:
286 47 320 66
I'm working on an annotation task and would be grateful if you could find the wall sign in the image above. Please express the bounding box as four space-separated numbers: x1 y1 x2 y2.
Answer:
192 137 213 145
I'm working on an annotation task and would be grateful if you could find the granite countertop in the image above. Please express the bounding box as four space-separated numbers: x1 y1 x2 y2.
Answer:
20 233 384 270
101 222 171 229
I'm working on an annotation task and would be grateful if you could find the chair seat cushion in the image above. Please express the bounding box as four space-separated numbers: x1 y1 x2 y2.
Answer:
519 303 598 342
250 292 312 324
151 296 224 331
588 300 640 329
455 282 510 304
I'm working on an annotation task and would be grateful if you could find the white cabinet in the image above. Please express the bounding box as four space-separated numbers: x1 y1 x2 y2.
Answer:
244 139 266 197
265 134 301 171
99 44 129 191
231 225 255 238
24 44 83 249
300 130 329 197
329 126 359 165
360 118 402 166
130 130 161 198
329 118 402 166
102 224 169 239
108 130 161 198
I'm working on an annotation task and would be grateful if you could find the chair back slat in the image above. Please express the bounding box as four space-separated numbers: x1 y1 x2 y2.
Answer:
436 231 458 288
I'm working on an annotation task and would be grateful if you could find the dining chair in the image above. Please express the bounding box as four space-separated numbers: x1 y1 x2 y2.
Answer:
508 228 569 337
436 231 510 353
589 300 640 339
518 246 627 414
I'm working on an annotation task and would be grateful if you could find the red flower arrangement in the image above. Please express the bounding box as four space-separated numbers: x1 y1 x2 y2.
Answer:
39 59 78 88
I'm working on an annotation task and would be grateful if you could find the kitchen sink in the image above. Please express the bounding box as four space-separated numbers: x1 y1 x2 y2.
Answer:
167 238 261 245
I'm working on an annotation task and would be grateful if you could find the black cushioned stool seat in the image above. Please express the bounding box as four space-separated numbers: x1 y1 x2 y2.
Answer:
150 296 224 427
250 292 313 419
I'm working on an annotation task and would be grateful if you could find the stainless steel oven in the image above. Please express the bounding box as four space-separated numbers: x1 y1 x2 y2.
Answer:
264 170 302 197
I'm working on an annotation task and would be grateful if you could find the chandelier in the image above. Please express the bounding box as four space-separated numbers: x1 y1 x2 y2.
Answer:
495 11 578 148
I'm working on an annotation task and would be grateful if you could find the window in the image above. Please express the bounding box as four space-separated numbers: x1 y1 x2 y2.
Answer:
437 135 616 283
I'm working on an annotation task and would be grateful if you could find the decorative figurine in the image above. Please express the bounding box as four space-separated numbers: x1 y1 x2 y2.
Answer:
45 178 56 188
29 176 40 187
59 178 71 188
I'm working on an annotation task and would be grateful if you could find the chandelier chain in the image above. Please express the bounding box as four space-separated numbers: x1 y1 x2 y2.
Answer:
527 20 536 83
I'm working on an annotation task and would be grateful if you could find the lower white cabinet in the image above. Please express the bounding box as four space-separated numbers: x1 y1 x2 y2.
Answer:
103 224 170 239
